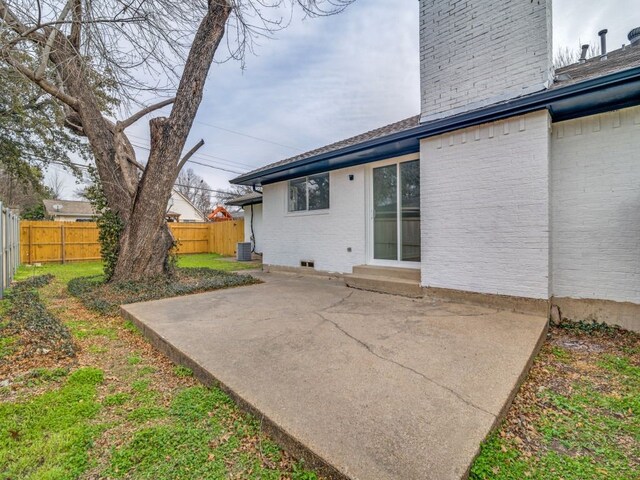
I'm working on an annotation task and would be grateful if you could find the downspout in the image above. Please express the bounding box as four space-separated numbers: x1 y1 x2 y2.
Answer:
250 184 262 255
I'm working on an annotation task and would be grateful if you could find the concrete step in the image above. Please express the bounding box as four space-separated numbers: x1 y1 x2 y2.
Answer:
345 274 423 298
352 265 421 282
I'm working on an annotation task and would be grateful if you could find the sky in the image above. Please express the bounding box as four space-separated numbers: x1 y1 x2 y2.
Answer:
46 0 639 201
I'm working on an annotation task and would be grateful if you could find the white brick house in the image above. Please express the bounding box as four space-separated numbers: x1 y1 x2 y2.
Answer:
232 0 640 332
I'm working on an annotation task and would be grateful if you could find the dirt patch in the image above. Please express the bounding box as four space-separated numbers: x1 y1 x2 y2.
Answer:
552 337 607 353
488 322 639 464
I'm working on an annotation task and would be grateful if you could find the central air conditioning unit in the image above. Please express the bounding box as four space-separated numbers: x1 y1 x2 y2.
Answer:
237 242 252 262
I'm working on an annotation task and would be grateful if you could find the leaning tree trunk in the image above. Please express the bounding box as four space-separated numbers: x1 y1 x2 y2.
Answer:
111 118 180 280
111 1 232 281
40 0 231 282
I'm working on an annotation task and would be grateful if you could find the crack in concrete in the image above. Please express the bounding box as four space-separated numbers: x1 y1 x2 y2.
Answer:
315 311 497 419
320 289 356 312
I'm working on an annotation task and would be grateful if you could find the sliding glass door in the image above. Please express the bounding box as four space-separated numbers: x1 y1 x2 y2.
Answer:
372 159 421 264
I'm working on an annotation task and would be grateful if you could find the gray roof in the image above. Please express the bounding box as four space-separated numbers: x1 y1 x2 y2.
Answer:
553 43 640 87
233 43 640 185
236 115 420 181
43 199 96 217
226 191 263 207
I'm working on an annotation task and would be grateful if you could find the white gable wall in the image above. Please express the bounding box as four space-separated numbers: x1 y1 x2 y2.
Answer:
420 110 551 299
262 166 366 273
169 191 205 222
551 106 640 303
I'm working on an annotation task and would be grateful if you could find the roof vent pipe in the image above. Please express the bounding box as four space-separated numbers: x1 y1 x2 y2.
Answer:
629 27 640 46
598 29 608 59
579 44 589 62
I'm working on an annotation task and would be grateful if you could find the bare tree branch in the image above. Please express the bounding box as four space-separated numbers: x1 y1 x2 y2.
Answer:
177 139 204 171
35 0 73 80
69 0 82 49
115 97 175 132
0 1 29 35
0 50 80 108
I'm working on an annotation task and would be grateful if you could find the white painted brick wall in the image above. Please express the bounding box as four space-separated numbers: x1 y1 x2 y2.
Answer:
419 0 553 122
421 110 551 298
262 166 366 273
551 106 640 303
243 203 263 253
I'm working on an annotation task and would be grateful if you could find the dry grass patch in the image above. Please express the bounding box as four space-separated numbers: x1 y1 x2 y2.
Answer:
471 321 640 480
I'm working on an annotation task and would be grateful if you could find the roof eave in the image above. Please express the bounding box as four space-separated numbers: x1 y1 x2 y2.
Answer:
231 65 640 186
226 198 263 207
49 212 96 217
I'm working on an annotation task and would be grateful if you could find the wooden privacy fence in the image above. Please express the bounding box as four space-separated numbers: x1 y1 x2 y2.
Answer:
20 220 245 264
1 202 20 298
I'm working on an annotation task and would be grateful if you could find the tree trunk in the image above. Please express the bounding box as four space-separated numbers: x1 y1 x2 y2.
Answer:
113 213 175 280
109 1 232 282
44 1 231 282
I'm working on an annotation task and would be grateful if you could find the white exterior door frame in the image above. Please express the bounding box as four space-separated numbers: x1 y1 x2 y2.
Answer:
365 153 421 269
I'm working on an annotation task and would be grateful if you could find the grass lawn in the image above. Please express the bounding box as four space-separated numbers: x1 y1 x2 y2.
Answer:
15 253 259 283
2 257 318 480
471 322 639 479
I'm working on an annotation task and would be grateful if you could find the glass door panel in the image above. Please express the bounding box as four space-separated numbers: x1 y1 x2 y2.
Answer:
400 160 421 262
373 164 398 260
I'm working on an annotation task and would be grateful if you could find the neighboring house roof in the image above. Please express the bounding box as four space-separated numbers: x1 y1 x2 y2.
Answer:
43 189 205 221
225 192 263 207
43 199 96 217
231 43 640 187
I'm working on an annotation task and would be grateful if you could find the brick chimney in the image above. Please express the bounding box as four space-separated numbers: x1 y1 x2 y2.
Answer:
420 0 554 122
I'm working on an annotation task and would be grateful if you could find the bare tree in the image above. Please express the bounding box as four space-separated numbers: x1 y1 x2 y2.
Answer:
214 184 253 205
554 43 599 68
175 168 213 215
46 168 65 199
0 166 50 214
0 0 352 281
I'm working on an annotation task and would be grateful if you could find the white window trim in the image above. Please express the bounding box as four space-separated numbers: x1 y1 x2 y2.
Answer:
286 173 330 214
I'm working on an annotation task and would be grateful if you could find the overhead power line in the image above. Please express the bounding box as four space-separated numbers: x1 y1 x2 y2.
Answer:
126 133 257 171
129 142 245 175
46 161 238 196
182 159 244 175
174 183 238 196
193 120 302 152
152 106 302 152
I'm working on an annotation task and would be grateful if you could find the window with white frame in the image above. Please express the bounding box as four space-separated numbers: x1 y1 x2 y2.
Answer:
288 173 330 212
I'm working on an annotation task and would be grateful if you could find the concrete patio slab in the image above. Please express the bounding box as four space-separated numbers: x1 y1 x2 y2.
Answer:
122 272 548 480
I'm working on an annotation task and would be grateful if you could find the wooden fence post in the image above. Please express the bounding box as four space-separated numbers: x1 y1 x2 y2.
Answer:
208 223 214 254
28 222 32 265
61 223 66 264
